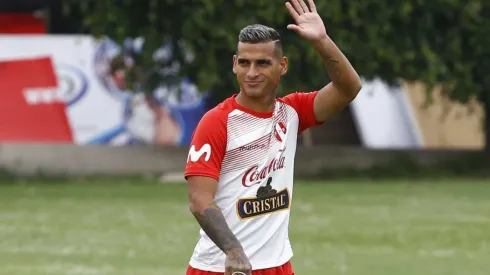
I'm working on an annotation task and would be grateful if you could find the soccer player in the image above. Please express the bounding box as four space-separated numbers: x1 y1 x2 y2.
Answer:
184 0 362 274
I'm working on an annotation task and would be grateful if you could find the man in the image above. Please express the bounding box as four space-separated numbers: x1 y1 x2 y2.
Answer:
184 0 362 274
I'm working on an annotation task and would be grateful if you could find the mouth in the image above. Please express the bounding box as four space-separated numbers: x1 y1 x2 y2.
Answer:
245 81 262 87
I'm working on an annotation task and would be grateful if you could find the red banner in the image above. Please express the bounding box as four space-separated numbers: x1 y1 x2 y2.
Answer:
0 14 46 34
0 57 73 142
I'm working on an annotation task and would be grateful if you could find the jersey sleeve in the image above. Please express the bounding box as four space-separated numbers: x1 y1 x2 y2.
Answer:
281 91 324 133
184 109 227 181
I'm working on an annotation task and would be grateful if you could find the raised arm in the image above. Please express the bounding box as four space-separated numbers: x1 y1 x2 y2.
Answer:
286 0 362 123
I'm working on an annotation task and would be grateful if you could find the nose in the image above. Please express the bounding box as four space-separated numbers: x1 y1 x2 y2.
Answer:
246 64 259 78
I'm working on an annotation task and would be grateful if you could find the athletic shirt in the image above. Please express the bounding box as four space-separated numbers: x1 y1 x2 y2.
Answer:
184 91 322 272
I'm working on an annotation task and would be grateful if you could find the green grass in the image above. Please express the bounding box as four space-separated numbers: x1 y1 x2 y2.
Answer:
1 178 490 275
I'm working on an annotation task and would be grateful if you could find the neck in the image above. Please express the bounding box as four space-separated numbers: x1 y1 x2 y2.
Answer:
235 91 276 113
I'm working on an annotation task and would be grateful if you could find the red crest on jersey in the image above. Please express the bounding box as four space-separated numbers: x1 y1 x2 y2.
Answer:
274 121 287 142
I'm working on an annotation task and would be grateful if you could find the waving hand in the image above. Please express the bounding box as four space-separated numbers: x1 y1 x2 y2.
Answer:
285 0 328 42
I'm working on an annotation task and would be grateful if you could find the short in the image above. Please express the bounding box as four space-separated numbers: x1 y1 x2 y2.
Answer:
186 261 294 275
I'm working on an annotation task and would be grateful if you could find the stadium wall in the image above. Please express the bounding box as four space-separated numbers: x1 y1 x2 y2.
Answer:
0 144 484 180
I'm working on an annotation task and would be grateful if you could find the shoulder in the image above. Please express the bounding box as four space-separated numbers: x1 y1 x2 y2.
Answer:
278 91 319 109
277 91 323 133
197 96 235 127
277 91 319 117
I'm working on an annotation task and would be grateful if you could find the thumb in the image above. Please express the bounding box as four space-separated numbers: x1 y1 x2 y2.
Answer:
287 24 302 33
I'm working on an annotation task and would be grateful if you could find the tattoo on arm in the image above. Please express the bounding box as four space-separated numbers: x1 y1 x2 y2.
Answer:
315 46 342 81
326 57 342 81
192 202 242 253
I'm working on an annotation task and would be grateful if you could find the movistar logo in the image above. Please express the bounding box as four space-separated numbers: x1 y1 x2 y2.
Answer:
187 144 212 163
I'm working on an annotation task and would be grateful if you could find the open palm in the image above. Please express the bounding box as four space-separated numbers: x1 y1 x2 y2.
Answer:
285 0 327 41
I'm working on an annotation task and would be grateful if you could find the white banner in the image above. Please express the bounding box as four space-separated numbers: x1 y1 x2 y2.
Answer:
351 78 423 149
0 35 209 146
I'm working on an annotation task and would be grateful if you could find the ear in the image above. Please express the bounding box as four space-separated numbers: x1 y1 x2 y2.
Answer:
232 55 237 74
280 56 288 76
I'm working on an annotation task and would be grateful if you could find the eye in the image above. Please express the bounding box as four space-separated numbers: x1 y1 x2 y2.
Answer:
237 59 249 65
257 60 272 66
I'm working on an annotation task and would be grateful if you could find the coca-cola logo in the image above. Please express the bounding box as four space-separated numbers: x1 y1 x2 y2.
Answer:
242 156 286 187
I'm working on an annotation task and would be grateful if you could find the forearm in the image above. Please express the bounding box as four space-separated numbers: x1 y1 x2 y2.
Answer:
311 36 362 94
190 199 242 253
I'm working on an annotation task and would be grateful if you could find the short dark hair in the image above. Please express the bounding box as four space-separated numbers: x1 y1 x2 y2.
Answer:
237 24 283 57
239 24 281 43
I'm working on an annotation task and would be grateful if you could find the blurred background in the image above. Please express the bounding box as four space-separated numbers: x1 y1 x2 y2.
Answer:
0 1 489 275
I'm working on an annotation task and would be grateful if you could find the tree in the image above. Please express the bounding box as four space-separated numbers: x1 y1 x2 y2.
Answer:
60 0 489 148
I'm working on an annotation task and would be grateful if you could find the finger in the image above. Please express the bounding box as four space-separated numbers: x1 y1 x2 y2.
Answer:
308 0 317 13
230 270 248 275
237 264 252 275
285 2 300 20
299 0 310 13
291 0 305 14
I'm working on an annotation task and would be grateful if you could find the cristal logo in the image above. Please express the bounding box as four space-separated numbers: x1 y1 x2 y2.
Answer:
242 156 286 187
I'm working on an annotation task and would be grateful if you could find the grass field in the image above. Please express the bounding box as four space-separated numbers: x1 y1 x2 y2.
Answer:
1 178 490 275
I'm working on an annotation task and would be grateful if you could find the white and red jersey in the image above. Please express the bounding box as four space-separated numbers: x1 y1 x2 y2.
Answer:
185 92 322 272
